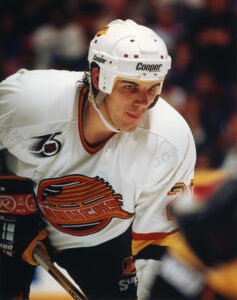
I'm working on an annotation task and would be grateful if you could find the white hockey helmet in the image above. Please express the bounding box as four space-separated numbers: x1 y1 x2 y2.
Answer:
88 19 171 94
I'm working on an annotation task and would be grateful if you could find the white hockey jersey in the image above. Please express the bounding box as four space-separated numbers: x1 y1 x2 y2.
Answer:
0 69 196 254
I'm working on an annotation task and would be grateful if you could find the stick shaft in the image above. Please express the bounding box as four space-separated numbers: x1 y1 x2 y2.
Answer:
33 244 88 300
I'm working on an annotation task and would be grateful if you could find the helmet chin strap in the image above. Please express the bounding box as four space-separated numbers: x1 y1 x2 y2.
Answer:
88 89 121 133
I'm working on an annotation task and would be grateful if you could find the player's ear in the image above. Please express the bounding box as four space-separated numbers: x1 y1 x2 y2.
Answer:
91 67 99 90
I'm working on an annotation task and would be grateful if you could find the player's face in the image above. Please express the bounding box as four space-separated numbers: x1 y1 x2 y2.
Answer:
100 78 163 132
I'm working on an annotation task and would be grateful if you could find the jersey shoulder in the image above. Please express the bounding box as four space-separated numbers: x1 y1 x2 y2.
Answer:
141 97 195 154
0 69 85 127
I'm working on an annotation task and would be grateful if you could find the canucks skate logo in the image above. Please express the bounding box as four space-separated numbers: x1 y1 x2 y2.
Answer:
122 256 136 276
37 175 134 236
29 132 62 157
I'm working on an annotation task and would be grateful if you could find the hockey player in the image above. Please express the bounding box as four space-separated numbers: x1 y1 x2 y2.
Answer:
0 19 196 299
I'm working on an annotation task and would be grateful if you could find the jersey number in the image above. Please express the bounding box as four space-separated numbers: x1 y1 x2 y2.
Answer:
166 180 194 220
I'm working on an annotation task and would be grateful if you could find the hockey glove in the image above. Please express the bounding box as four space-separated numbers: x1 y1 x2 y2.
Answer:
0 176 49 264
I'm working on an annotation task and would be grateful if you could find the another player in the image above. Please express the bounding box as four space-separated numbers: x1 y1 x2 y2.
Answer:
147 176 237 300
0 19 196 299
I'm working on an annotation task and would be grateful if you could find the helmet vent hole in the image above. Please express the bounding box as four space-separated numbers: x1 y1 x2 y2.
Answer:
124 54 128 58
130 39 135 42
161 55 164 59
94 40 98 44
134 55 139 58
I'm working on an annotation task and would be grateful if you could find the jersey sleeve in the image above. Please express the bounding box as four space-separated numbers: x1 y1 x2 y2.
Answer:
0 69 23 150
132 131 196 259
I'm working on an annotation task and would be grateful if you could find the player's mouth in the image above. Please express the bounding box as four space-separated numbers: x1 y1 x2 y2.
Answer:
126 111 143 120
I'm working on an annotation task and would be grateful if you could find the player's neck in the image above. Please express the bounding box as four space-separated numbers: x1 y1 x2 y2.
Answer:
82 99 115 145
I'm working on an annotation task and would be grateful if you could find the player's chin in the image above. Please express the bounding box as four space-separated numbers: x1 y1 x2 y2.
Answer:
118 117 141 132
122 123 139 132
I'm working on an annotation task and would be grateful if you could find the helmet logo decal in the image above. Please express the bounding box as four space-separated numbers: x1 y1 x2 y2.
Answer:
37 175 134 236
96 26 109 37
136 62 162 72
93 54 106 64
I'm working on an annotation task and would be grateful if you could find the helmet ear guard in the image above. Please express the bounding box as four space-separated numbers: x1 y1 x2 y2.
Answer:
88 65 121 132
148 95 160 109
88 19 171 95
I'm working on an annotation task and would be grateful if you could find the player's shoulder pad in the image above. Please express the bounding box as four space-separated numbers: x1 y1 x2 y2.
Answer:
0 69 84 127
148 98 196 155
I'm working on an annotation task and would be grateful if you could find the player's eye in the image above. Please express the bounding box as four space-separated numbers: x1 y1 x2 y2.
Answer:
148 83 160 94
125 84 136 90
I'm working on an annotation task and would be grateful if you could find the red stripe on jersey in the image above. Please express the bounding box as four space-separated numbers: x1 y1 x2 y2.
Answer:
132 229 178 240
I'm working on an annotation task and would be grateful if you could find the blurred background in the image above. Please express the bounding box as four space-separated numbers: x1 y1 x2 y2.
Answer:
0 0 236 297
0 0 236 172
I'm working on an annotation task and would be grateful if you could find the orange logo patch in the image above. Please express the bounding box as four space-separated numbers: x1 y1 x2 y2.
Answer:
37 175 133 236
96 26 109 37
122 256 136 276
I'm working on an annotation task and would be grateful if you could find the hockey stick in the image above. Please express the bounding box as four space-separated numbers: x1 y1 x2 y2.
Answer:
32 243 88 300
